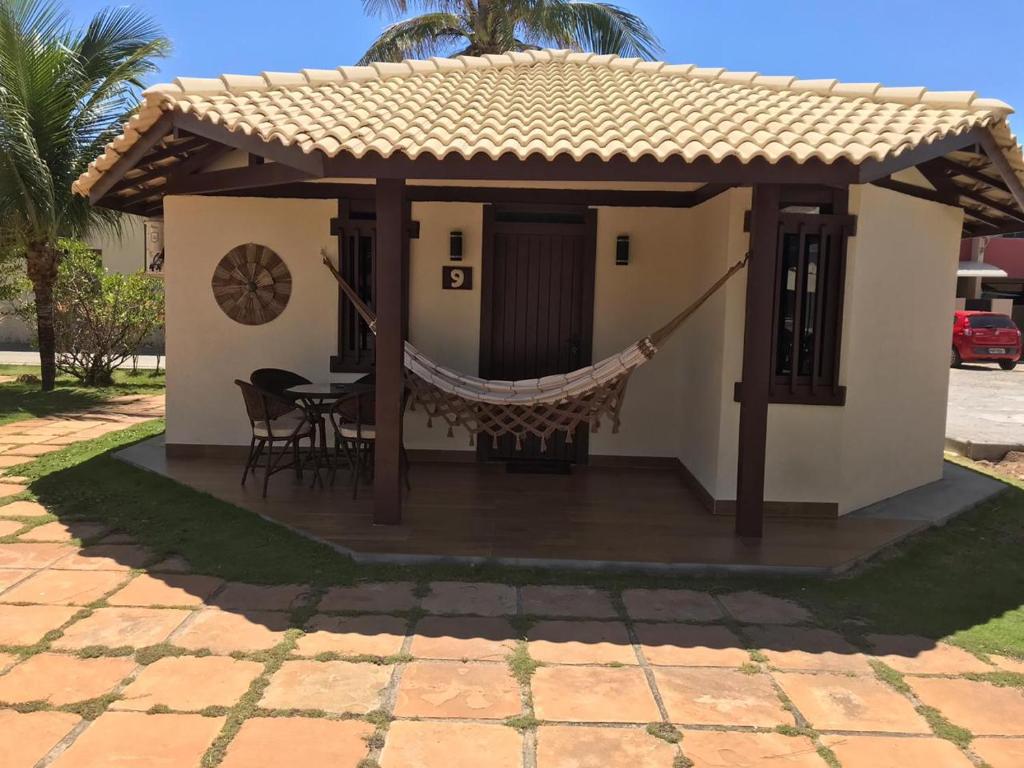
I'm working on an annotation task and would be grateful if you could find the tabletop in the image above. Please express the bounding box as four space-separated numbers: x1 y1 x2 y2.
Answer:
287 378 371 399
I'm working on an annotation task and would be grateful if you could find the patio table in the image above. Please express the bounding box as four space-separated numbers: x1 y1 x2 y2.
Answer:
287 376 373 480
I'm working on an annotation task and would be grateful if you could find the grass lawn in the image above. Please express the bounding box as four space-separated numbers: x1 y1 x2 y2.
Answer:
7 419 1021 660
0 363 164 426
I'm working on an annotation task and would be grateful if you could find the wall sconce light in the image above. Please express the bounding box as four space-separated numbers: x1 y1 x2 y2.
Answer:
449 230 464 261
615 235 630 266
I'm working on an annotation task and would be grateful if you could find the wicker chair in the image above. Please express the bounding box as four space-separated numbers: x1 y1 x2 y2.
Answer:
235 380 318 497
328 385 411 498
250 368 311 401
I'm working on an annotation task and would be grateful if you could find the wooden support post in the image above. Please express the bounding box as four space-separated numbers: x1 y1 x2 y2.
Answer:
373 178 406 525
735 184 780 538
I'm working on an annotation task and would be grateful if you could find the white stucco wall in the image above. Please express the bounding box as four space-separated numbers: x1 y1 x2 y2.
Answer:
164 196 338 446
837 184 963 512
405 202 484 451
590 206 692 457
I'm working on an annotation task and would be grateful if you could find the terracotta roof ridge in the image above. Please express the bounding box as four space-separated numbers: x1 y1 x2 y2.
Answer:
141 48 1014 116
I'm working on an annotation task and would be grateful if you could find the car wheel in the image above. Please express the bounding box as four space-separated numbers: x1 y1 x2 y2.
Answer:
951 347 962 368
999 360 1017 371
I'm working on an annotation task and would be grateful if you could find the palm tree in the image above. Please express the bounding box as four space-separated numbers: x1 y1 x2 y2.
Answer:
359 0 662 64
0 0 169 390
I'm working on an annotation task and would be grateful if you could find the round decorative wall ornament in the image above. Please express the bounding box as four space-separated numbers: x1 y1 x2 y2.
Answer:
211 243 292 325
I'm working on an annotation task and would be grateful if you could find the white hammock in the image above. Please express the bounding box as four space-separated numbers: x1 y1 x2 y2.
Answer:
322 251 747 446
403 337 655 406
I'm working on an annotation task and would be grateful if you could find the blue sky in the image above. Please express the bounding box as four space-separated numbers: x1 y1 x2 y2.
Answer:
67 0 1024 130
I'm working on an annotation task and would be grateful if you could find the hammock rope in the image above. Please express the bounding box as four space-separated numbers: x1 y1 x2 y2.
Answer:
322 250 748 446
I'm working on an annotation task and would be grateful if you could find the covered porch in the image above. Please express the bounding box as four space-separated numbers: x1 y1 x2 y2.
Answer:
114 435 976 574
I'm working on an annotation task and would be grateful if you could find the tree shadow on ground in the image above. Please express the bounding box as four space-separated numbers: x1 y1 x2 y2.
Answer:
17 428 1024 660
0 374 165 426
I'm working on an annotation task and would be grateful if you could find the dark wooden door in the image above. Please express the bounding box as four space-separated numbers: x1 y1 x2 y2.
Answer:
478 206 596 464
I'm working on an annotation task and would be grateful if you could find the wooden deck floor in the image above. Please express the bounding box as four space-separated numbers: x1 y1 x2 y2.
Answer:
120 438 924 574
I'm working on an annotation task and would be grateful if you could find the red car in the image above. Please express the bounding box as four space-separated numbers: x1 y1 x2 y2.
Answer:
952 311 1021 370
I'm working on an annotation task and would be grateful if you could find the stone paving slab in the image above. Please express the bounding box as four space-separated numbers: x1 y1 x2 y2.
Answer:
113 655 262 712
866 633 993 675
172 608 290 654
421 581 516 616
0 569 129 605
0 653 135 706
410 616 516 661
0 710 81 768
909 677 1024 736
746 625 874 674
48 711 224 768
0 500 50 518
972 737 1024 768
775 672 931 734
51 607 190 650
635 622 750 667
681 730 824 768
295 614 407 657
528 620 636 665
537 725 678 767
318 581 416 613
259 660 391 714
380 721 522 768
532 665 661 723
0 604 78 645
393 661 521 719
655 667 793 728
821 734 975 768
520 585 618 618
221 717 375 768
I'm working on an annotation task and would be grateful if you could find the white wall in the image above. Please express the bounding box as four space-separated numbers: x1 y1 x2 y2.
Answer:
164 196 338 446
90 216 146 273
837 184 963 512
405 202 483 450
590 206 692 457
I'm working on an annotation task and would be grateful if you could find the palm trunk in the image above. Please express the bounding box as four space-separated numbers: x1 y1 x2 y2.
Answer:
25 242 59 391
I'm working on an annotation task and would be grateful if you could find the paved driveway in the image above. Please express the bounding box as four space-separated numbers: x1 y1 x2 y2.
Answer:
947 365 1024 458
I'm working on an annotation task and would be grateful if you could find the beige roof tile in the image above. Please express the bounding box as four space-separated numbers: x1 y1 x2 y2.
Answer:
73 49 1022 198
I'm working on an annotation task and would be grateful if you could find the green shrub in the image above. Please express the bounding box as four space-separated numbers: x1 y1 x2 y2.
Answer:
32 240 164 386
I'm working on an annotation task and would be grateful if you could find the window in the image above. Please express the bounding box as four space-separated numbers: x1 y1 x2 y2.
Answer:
768 191 854 405
969 314 1016 329
332 203 377 371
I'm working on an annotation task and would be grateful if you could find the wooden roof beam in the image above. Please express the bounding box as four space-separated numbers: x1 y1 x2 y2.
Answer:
163 162 316 195
88 113 175 203
953 185 1024 224
929 156 1010 193
171 113 326 177
855 127 986 184
978 131 1024 215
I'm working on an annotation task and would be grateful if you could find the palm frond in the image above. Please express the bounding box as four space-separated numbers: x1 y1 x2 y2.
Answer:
363 0 467 17
359 12 470 63
517 1 663 59
0 0 167 244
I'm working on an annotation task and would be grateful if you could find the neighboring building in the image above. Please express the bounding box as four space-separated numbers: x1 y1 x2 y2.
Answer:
957 234 1024 324
73 49 1024 542
0 215 154 346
